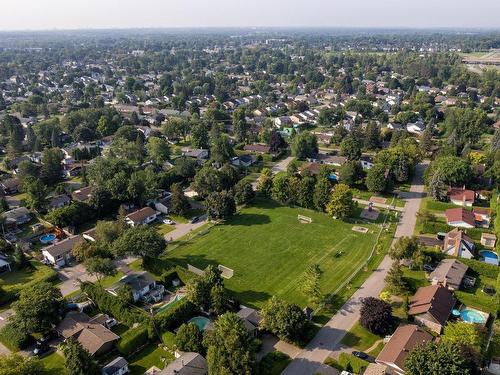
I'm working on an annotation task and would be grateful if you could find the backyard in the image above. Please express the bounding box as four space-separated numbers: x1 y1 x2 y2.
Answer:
164 199 382 309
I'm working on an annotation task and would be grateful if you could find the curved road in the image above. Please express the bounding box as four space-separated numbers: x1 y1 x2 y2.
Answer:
282 162 428 375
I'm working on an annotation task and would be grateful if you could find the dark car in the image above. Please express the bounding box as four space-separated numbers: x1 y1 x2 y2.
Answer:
32 341 50 356
352 351 368 359
190 216 199 224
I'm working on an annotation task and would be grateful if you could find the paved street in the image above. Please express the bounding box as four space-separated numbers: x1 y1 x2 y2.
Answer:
282 162 428 375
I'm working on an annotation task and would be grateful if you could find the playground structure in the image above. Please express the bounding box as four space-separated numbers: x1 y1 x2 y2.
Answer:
297 214 313 224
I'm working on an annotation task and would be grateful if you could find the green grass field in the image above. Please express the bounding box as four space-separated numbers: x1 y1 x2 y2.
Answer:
165 199 380 308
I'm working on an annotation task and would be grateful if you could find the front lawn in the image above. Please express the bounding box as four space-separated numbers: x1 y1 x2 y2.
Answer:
258 351 291 375
128 343 174 375
325 353 369 374
340 322 382 351
165 199 381 309
0 260 58 306
41 352 66 375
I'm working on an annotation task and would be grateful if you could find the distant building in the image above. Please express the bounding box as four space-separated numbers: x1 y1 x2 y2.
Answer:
125 207 158 226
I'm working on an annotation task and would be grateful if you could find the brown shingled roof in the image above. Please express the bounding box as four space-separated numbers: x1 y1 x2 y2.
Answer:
445 208 476 227
408 285 455 325
376 324 432 372
125 207 156 224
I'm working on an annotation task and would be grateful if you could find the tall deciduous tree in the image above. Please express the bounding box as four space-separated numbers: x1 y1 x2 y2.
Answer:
291 132 318 160
205 190 236 220
405 342 470 375
175 323 205 354
170 183 191 215
204 313 254 375
326 183 354 220
12 282 62 334
260 297 308 342
61 337 100 375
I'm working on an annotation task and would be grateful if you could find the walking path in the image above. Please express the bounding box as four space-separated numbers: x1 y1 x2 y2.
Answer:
353 198 404 212
282 162 428 375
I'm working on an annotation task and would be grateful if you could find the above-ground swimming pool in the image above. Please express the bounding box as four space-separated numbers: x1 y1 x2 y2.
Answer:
40 233 56 244
460 308 488 324
189 316 211 331
479 250 499 266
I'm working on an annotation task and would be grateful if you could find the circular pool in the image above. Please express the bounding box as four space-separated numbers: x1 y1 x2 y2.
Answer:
460 309 487 324
188 316 211 331
40 233 56 244
479 250 499 266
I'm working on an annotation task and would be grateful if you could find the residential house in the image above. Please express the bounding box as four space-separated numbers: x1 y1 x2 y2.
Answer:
231 154 256 168
406 121 425 135
55 312 119 356
237 307 261 337
448 187 475 207
181 148 209 163
102 357 129 375
42 235 83 267
107 271 160 303
125 207 158 226
363 363 389 375
64 164 84 177
429 259 468 291
274 116 292 128
360 155 374 170
408 285 456 334
48 194 71 210
1 207 31 227
375 324 432 375
321 155 346 167
473 207 492 228
481 233 497 248
243 144 271 154
442 228 474 259
72 186 93 202
0 178 21 194
445 208 476 229
160 352 208 375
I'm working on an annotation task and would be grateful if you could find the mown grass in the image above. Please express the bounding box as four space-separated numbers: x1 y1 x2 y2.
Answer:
340 322 382 351
165 199 380 309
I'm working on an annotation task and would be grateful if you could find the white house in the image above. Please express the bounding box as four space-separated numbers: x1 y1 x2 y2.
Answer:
107 272 158 303
42 236 83 267
406 121 426 135
125 207 158 227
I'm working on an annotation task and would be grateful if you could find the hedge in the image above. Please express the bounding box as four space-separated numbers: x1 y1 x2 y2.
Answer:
117 324 149 356
80 282 148 326
154 299 198 332
421 221 452 234
459 258 499 279
0 322 31 351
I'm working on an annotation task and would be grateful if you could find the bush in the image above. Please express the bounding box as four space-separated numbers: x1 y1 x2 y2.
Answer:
421 221 452 234
154 299 198 332
80 282 148 326
0 323 31 351
116 325 149 356
459 258 499 279
360 297 393 335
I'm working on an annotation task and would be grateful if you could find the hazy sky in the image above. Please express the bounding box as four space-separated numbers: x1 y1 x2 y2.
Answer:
1 0 499 30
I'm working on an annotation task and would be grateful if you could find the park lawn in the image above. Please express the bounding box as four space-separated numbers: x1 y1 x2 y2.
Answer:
340 322 382 351
41 352 66 375
128 343 174 375
165 199 380 309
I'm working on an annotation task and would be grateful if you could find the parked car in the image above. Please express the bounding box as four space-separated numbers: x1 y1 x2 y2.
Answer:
105 318 117 329
32 341 50 356
163 218 175 225
190 216 199 224
352 351 368 359
423 264 435 272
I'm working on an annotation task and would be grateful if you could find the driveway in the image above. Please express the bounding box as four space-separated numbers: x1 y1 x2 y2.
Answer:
272 156 295 174
57 263 97 297
282 162 428 375
163 214 208 242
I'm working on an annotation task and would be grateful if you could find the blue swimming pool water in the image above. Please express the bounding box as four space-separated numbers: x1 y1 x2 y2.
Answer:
460 309 487 324
189 316 210 331
40 233 56 244
479 250 499 266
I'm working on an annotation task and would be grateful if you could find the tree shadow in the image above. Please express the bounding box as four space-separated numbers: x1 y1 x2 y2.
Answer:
228 213 271 226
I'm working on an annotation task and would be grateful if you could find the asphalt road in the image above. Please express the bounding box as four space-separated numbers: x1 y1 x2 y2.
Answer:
282 162 428 375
